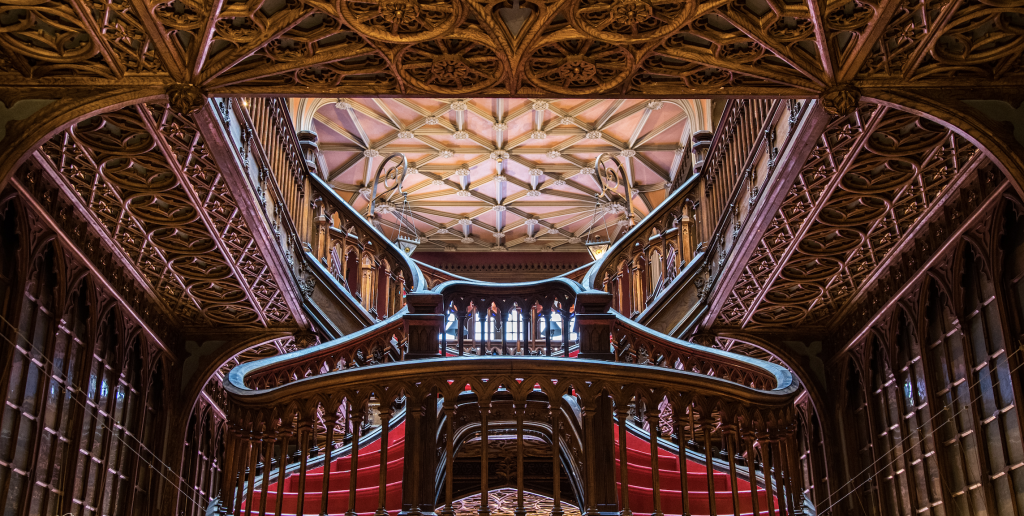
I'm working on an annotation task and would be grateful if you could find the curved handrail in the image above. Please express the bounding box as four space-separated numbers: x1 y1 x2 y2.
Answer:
240 308 409 390
309 172 427 293
611 312 792 392
226 355 799 408
582 172 700 290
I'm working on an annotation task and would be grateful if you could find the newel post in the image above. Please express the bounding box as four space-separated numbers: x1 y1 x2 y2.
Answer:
575 291 615 361
404 292 444 359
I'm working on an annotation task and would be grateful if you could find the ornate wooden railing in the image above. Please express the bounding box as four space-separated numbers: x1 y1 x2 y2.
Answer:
586 99 806 323
220 276 803 516
223 97 422 324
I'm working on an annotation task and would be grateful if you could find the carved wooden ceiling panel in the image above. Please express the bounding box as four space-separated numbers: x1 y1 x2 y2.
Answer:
318 97 690 251
1 0 1021 98
715 101 982 330
38 102 294 328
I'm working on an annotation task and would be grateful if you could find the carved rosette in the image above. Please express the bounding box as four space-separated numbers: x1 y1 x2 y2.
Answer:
568 0 693 44
820 84 861 117
396 36 507 94
167 83 206 115
338 0 465 44
524 37 634 95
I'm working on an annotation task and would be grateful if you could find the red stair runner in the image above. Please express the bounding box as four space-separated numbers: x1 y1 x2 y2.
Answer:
614 430 777 516
244 421 405 516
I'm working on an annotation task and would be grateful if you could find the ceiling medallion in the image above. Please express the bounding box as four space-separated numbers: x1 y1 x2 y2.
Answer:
379 1 420 24
339 0 463 44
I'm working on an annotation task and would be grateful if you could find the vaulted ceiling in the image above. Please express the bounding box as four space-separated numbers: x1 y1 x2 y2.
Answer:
1 0 1020 100
311 97 696 251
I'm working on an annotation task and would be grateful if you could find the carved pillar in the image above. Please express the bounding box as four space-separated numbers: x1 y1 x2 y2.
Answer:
550 398 564 516
376 406 392 516
404 292 443 359
615 404 632 516
575 291 614 361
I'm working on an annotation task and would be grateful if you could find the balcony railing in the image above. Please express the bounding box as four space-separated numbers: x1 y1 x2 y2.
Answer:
222 97 423 328
221 277 801 516
586 99 806 327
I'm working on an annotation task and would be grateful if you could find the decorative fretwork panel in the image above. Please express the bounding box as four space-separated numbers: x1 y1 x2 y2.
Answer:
39 103 293 328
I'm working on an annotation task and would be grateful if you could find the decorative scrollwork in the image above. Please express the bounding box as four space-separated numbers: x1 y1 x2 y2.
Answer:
568 0 694 44
524 37 633 95
397 36 506 94
338 0 465 44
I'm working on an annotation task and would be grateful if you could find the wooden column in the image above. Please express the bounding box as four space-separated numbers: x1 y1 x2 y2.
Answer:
479 401 491 516
441 403 456 516
647 409 664 516
294 418 313 516
550 399 564 516
347 412 363 516
320 414 339 516
515 402 527 516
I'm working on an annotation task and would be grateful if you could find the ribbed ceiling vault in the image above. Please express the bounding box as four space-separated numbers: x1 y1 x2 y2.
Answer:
304 97 701 252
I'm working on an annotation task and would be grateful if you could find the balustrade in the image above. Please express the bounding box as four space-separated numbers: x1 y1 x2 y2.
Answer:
220 275 800 516
587 99 805 320
227 98 422 322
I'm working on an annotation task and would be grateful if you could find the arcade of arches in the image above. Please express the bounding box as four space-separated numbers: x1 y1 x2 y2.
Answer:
1 2 1024 516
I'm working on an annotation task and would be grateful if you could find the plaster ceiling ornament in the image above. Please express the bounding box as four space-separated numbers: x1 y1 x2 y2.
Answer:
450 100 469 111
580 167 596 175
455 165 471 176
619 149 636 158
490 150 510 162
529 168 544 176
336 100 353 110
458 218 473 225
586 131 603 139
364 149 381 157
530 130 547 139
456 189 472 196
546 150 561 159
453 130 470 139
493 122 508 131
461 236 475 243
397 131 415 139
492 232 504 238
438 149 455 158
532 100 550 111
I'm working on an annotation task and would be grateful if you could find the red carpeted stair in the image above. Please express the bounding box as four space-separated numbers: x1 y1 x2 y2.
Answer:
244 421 405 516
614 429 777 516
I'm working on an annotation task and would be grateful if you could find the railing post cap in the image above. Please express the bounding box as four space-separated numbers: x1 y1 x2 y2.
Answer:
575 291 613 314
405 292 443 314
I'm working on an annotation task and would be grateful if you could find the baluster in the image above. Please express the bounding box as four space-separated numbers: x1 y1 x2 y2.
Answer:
701 416 718 516
245 431 261 516
647 405 664 516
515 401 526 516
582 398 598 516
479 309 487 356
479 400 491 516
785 432 803 514
258 430 275 516
320 413 339 516
295 418 313 516
770 436 786 516
742 426 759 516
771 437 788 516
550 399 563 516
441 402 455 516
615 403 631 516
676 409 691 516
500 306 508 355
274 421 292 516
347 411 363 516
377 405 392 516
722 414 741 516
235 432 252 516
760 437 776 516
543 308 552 356
457 309 466 356
220 424 239 515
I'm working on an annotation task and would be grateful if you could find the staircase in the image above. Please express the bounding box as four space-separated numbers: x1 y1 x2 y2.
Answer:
244 421 406 516
615 429 775 516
